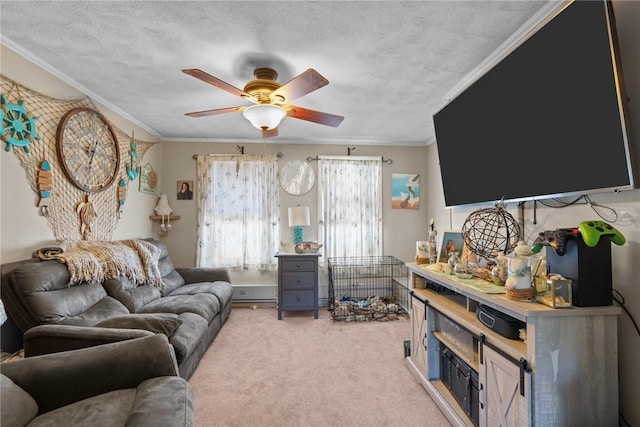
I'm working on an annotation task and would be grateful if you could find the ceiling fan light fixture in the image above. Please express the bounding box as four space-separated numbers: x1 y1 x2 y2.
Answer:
242 104 286 131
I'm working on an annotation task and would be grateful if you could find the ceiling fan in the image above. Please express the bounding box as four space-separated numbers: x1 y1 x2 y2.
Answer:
182 67 344 138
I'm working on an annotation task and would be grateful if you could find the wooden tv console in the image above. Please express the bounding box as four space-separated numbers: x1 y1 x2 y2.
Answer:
405 263 620 427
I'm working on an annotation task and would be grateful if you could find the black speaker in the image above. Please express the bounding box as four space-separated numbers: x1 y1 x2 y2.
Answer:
545 234 612 307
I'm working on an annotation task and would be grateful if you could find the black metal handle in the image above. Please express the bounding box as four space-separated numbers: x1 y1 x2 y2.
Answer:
519 358 530 396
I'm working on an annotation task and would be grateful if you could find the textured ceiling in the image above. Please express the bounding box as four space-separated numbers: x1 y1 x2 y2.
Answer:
0 1 550 145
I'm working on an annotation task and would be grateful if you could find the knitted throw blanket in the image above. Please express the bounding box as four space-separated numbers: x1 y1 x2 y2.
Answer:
44 240 163 289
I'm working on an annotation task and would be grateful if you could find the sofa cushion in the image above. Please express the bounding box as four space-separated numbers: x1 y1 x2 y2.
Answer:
57 296 130 327
125 377 194 427
103 277 162 313
144 239 186 295
137 294 220 323
0 374 38 427
27 388 135 427
3 260 128 329
168 313 209 363
168 281 233 309
160 270 186 296
96 314 183 336
4 260 70 294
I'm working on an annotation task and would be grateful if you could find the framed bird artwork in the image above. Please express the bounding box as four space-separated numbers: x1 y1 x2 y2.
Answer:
391 173 420 209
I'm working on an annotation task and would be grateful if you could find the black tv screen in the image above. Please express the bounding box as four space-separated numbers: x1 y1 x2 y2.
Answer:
433 0 635 207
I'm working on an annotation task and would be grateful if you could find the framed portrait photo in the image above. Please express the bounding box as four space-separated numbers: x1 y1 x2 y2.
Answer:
438 231 464 263
177 180 194 200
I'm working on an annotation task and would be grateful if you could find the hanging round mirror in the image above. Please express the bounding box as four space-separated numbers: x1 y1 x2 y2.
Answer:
280 160 315 195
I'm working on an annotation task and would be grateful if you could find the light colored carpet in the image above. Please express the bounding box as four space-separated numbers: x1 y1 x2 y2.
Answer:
189 308 451 427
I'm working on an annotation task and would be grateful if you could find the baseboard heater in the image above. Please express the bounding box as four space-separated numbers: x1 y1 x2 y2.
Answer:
232 284 277 304
232 285 331 308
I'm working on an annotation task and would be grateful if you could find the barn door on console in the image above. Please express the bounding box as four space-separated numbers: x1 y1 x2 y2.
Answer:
410 293 427 378
479 345 532 427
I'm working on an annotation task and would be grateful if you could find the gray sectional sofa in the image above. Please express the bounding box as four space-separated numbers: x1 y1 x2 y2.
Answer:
1 334 193 427
0 238 232 379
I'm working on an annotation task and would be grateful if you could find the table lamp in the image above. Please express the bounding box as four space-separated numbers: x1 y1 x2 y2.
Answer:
288 206 311 245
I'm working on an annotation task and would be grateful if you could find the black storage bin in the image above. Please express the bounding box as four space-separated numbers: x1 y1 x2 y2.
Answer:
440 346 479 426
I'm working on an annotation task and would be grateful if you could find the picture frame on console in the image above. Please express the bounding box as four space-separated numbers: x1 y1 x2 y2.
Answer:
438 231 464 263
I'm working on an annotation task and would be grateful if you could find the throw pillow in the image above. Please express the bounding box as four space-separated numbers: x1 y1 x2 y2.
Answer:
96 314 183 336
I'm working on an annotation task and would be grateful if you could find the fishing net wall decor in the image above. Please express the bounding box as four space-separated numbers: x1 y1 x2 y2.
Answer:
461 202 521 259
1 74 157 242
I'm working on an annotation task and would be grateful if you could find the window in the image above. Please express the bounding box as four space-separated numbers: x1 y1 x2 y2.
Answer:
318 157 383 259
195 154 280 271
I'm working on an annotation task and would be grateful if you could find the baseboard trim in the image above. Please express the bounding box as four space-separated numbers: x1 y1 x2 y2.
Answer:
231 285 331 309
232 301 277 309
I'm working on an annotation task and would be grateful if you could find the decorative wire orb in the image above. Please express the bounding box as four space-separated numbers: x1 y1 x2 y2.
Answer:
461 202 521 259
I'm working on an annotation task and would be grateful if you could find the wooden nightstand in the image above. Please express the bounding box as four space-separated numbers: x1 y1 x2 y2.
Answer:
275 253 320 319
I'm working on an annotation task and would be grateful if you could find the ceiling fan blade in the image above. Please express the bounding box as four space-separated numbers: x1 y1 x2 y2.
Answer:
262 128 279 138
185 106 245 118
271 69 329 104
288 106 344 127
182 69 256 102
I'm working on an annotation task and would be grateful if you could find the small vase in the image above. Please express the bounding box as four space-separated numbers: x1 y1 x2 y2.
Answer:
454 261 474 279
491 254 508 285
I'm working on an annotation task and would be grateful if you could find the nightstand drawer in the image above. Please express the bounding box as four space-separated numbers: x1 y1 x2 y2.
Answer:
281 271 315 290
281 290 315 308
280 259 316 272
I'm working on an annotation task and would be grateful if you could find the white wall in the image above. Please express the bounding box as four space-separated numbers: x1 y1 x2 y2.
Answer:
157 141 430 268
425 1 640 424
0 45 161 263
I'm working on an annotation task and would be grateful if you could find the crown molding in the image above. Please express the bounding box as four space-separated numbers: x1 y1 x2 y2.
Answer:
1 36 162 139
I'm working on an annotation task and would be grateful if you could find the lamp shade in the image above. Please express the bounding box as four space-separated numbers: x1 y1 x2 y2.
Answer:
288 206 311 227
242 104 286 130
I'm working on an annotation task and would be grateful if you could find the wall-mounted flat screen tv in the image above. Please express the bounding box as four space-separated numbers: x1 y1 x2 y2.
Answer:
433 0 635 208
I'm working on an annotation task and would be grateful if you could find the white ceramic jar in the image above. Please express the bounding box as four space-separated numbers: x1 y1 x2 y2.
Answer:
506 241 535 289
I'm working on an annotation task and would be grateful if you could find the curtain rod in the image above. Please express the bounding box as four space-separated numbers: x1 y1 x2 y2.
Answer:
306 155 393 165
192 152 282 160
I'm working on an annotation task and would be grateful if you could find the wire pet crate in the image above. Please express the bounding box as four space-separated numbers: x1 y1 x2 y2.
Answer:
328 256 410 322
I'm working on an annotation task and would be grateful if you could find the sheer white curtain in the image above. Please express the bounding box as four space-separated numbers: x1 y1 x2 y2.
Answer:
318 157 383 259
195 154 280 271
